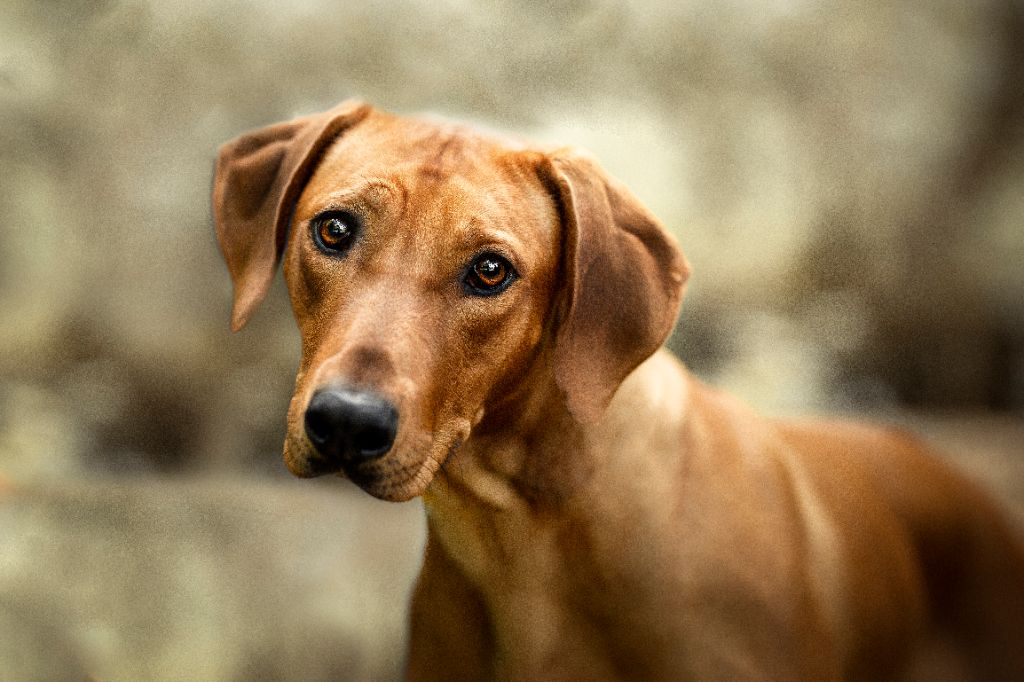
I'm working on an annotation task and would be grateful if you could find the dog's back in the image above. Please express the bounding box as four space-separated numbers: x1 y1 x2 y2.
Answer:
773 415 1024 679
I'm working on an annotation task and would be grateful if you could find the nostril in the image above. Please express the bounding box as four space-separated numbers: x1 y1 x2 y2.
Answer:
304 391 344 447
353 427 390 457
304 409 329 446
351 402 398 458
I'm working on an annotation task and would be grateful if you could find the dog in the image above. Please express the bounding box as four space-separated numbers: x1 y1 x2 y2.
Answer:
212 100 1024 680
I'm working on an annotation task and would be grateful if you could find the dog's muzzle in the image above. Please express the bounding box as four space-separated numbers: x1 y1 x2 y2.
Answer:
303 386 399 474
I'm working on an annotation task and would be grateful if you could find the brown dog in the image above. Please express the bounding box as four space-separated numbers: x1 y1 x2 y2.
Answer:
213 100 1024 680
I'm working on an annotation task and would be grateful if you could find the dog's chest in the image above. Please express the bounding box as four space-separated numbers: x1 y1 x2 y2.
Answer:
424 491 614 663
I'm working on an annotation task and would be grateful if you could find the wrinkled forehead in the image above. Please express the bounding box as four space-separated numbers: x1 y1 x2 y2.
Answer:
317 112 526 180
294 112 558 250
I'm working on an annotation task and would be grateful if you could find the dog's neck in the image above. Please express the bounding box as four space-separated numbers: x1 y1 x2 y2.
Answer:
419 350 693 664
426 365 584 512
421 349 692 574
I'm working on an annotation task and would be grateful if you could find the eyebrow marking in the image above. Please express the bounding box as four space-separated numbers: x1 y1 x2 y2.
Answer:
419 132 466 180
434 135 458 164
320 178 398 204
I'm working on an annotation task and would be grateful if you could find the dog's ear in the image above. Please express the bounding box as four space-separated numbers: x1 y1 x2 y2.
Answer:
540 151 690 423
212 99 372 331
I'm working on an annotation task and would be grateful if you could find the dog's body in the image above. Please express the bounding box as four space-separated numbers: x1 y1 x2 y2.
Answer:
412 351 1024 680
213 101 1024 680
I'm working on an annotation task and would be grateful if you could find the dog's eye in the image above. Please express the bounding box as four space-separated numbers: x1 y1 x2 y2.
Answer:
463 253 517 296
312 212 358 255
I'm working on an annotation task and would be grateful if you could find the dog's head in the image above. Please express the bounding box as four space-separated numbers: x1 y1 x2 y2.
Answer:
212 100 688 501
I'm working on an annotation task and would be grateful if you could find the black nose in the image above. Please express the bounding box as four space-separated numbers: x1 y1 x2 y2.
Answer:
304 387 399 467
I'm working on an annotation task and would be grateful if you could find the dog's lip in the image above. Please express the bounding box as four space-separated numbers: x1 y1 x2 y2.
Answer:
287 414 467 498
305 455 344 478
340 434 460 501
345 458 435 501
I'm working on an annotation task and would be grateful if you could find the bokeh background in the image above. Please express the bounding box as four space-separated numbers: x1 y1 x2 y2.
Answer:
2 0 1023 679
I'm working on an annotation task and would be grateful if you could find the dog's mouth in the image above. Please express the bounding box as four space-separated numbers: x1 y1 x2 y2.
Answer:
282 375 477 501
283 422 468 502
344 456 440 502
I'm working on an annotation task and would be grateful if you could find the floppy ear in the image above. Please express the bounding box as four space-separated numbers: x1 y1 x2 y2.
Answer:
212 99 372 331
540 151 690 423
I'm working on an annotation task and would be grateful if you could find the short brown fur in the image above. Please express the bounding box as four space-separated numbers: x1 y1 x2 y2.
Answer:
213 101 1024 680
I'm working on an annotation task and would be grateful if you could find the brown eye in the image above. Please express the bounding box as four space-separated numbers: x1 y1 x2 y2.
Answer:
312 212 357 254
475 258 506 286
464 253 517 296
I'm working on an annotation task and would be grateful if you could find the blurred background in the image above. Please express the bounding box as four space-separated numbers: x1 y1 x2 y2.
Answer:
1 0 1022 679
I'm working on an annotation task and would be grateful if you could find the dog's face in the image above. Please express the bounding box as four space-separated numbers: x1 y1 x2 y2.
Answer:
212 101 688 502
281 114 561 500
